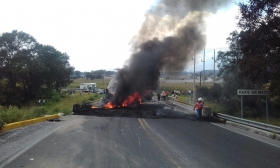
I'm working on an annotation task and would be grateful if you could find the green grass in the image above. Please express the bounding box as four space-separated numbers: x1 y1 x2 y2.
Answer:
158 82 214 93
250 117 280 127
0 92 103 125
202 100 227 114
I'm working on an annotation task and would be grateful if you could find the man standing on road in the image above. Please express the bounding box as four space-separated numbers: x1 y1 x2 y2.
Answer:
157 92 160 101
193 98 204 120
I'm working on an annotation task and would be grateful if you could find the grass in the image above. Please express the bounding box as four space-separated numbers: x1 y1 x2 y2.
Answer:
158 82 214 92
0 92 103 125
45 92 101 113
250 117 280 127
202 100 227 114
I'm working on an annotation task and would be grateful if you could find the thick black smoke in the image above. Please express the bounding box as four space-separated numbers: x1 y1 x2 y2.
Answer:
111 0 231 105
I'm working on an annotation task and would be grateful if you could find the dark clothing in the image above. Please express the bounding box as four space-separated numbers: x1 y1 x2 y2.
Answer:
157 93 160 101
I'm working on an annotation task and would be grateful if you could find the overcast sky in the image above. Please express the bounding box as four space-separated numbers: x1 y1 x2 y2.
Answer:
0 0 240 72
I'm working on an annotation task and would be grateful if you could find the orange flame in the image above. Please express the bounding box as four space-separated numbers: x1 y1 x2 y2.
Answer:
122 92 142 107
91 106 99 109
104 102 116 109
104 92 142 109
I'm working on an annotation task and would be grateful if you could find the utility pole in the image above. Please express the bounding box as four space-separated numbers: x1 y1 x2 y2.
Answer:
201 49 205 85
192 49 196 103
199 72 201 87
103 71 105 98
212 49 215 86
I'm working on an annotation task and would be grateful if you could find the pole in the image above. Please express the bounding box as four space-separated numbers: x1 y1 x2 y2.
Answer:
103 71 105 98
193 49 196 103
241 95 243 118
213 49 215 86
203 49 205 85
266 96 268 123
200 72 201 87
201 49 205 86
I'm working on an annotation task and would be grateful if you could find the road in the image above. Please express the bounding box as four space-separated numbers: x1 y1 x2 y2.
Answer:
1 101 280 168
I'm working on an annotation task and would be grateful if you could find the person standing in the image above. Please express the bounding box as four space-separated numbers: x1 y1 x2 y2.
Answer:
161 91 166 101
174 94 178 102
193 98 204 120
157 92 160 101
42 99 45 106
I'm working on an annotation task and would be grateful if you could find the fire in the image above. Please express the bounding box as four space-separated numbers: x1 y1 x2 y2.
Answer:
104 102 116 109
122 92 142 107
104 92 142 109
91 106 99 109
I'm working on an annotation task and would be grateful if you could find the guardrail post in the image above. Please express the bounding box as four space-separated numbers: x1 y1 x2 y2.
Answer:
266 96 268 123
241 95 243 118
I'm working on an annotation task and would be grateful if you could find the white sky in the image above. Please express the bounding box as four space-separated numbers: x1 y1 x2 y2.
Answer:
0 0 239 72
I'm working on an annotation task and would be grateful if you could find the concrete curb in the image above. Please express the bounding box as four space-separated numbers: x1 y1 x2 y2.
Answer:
0 114 60 133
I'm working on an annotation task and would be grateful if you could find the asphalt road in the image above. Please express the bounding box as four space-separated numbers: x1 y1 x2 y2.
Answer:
1 101 280 168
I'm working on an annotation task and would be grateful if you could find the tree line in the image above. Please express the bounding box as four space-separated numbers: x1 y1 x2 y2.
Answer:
72 70 116 79
197 0 280 118
0 30 74 106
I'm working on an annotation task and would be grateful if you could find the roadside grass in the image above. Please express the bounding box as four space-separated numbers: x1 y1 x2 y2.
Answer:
250 118 280 127
176 95 192 105
158 82 214 92
0 92 103 125
203 100 227 114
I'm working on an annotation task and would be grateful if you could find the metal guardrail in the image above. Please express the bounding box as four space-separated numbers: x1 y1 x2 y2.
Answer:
214 113 280 134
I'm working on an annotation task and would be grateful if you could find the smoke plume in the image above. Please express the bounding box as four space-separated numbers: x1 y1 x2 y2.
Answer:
111 0 231 105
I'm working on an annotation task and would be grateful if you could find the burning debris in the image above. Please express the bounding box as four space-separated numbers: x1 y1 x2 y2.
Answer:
104 0 231 108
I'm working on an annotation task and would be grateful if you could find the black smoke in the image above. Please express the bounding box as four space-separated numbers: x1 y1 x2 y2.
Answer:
111 0 231 105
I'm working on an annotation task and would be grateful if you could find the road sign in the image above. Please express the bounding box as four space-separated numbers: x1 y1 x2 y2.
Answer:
237 89 269 122
237 89 269 96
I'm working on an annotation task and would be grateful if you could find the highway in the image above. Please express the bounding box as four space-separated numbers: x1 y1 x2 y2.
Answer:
1 101 280 168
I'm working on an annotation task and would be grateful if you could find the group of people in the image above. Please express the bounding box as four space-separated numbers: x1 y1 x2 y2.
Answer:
171 90 180 96
193 97 204 120
157 91 169 101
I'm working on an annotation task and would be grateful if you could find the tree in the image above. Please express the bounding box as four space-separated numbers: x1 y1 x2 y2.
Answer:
0 30 37 105
36 45 74 91
0 30 74 106
73 70 81 78
237 0 280 96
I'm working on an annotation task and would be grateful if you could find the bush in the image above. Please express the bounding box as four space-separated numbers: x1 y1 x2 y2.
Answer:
52 108 60 113
1 106 23 124
196 84 223 101
0 110 5 129
89 94 100 101
28 107 48 118
82 99 88 104
220 95 240 115
51 95 61 102
62 108 72 115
